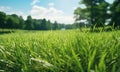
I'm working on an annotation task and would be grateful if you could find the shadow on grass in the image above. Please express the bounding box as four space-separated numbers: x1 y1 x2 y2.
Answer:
0 31 15 34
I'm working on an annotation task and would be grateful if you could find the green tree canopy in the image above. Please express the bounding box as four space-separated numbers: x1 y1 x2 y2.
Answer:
109 0 120 29
19 16 25 29
53 21 58 30
74 0 109 28
40 18 48 30
6 14 20 29
25 15 34 30
0 12 6 28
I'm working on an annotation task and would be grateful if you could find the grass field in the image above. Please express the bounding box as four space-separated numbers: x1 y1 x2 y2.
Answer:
0 29 120 72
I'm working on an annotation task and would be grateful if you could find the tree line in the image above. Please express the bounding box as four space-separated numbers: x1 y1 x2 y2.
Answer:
74 0 120 29
0 11 74 30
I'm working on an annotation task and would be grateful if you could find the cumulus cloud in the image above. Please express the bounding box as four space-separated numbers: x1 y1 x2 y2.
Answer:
31 0 40 5
0 6 11 12
73 6 77 10
0 1 75 24
30 4 74 24
48 3 54 7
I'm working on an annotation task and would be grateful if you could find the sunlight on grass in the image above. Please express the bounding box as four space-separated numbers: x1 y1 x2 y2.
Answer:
0 30 120 72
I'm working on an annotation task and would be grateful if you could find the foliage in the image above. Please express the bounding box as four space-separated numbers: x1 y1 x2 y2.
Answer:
74 0 109 27
0 11 74 30
109 0 120 29
40 18 47 30
6 14 20 29
53 21 59 30
74 0 120 29
25 16 34 30
0 12 6 28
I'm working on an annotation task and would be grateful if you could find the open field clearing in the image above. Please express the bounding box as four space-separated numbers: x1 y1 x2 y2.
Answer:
0 30 120 72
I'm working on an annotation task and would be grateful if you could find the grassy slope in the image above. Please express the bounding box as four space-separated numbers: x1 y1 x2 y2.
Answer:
0 30 120 72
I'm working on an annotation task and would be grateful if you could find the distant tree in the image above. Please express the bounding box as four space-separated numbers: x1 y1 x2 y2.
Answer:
64 24 73 29
33 19 42 30
59 24 65 29
25 16 34 30
109 0 120 29
0 11 6 28
47 20 52 30
6 17 14 28
11 14 20 28
6 14 19 29
19 16 25 29
0 11 72 30
40 18 48 30
53 21 58 30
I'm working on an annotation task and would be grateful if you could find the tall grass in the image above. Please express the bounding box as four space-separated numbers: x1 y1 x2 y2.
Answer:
0 30 120 72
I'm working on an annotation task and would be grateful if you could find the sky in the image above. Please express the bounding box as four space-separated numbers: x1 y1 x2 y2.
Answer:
0 0 114 24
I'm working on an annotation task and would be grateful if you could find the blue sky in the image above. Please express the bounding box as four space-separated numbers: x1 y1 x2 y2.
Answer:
0 0 114 24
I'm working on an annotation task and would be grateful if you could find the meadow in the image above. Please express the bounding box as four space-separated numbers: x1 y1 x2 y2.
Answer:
0 29 120 72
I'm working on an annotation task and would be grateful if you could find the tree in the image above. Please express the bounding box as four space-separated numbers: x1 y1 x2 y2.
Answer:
11 14 20 28
74 0 109 28
0 11 73 30
6 14 19 29
33 19 42 30
109 0 120 29
19 16 25 29
40 18 48 30
25 16 34 30
47 20 52 30
0 11 6 28
6 17 14 28
74 7 89 22
53 21 58 30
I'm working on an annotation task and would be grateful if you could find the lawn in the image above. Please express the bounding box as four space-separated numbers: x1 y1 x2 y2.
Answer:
0 29 120 72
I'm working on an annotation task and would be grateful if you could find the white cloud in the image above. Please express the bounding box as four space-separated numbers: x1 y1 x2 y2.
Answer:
30 4 74 24
48 2 54 7
73 6 77 10
0 1 75 24
31 0 40 5
0 6 11 12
